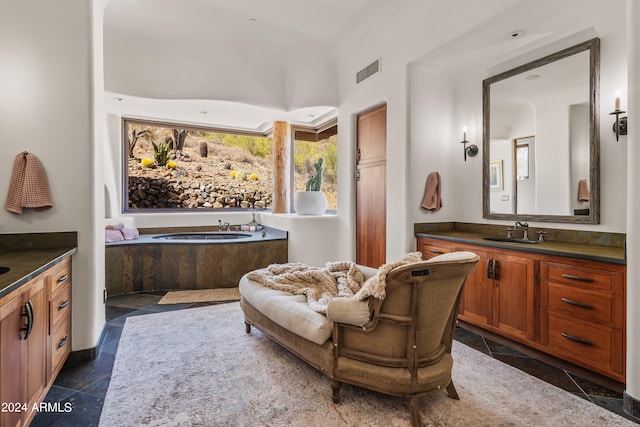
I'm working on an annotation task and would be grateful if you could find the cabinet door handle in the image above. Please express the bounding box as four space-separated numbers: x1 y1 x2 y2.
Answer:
561 332 592 346
429 249 444 254
486 260 493 279
561 273 594 282
492 259 499 280
57 336 68 349
57 274 69 284
58 300 70 310
561 298 593 310
21 300 34 340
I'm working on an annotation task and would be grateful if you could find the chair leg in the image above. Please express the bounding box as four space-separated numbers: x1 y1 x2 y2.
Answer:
408 395 421 427
446 380 460 400
244 321 251 333
331 380 342 403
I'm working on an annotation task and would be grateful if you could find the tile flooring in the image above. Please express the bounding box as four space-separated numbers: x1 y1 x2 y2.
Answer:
31 292 639 426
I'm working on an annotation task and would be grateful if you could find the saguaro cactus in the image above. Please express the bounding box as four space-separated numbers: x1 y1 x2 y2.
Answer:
305 158 324 191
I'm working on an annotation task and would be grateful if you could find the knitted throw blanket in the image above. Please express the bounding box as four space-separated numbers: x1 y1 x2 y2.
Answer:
247 252 423 314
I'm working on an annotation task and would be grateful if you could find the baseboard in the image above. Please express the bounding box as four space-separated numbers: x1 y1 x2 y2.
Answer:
624 391 640 420
64 324 107 367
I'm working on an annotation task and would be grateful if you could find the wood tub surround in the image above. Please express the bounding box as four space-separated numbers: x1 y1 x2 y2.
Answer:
105 225 288 296
415 223 625 382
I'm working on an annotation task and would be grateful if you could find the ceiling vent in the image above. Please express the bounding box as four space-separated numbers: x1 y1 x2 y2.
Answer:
356 58 380 84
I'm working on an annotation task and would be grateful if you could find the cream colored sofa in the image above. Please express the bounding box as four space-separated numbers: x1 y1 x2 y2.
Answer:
239 251 479 427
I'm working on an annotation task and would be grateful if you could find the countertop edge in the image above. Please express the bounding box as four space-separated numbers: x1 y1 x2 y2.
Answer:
0 247 77 300
416 233 626 265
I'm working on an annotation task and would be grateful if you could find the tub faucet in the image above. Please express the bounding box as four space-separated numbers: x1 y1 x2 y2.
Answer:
218 220 231 231
515 220 529 240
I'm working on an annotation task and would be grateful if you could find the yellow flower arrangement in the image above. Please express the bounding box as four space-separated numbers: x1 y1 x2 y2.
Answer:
166 161 177 170
249 173 259 181
230 170 237 178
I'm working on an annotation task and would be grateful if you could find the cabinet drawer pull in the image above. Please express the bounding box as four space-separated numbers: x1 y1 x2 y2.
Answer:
57 336 68 349
486 260 493 279
57 274 69 284
58 300 70 310
21 301 34 340
429 249 444 254
561 298 593 310
561 273 594 282
561 332 592 346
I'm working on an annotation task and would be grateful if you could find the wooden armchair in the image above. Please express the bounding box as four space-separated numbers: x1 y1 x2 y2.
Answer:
330 251 479 427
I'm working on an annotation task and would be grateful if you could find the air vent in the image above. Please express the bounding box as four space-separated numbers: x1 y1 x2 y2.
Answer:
356 58 380 84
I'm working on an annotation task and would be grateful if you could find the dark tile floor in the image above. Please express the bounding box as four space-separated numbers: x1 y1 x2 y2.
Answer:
31 292 639 426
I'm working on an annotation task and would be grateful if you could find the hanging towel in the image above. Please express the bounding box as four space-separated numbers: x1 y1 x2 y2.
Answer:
5 152 53 214
421 172 442 211
578 179 590 202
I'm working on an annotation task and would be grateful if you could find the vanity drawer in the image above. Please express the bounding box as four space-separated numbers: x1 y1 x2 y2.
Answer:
547 312 612 371
418 241 451 259
546 263 612 292
51 318 71 374
49 283 71 333
547 284 611 324
49 258 71 295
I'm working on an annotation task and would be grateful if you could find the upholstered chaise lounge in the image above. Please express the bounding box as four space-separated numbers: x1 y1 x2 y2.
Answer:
239 251 479 426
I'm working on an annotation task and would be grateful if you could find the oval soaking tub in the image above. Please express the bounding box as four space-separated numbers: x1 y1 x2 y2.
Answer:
152 232 252 241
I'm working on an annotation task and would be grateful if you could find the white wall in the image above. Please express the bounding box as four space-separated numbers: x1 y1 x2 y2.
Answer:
0 0 104 352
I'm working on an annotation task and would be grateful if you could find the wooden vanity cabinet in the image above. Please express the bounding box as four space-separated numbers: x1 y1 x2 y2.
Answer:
417 236 625 381
0 276 47 427
540 259 625 381
421 239 536 344
0 257 72 427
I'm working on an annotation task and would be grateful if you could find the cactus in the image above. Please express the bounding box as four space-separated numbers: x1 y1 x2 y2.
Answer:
305 158 324 191
151 140 173 166
198 140 208 158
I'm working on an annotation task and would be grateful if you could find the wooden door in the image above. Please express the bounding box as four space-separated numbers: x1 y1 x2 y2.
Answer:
0 295 25 427
356 104 387 268
23 277 47 425
457 246 493 327
492 252 536 342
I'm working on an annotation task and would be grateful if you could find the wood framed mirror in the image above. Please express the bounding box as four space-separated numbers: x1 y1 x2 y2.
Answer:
483 38 600 224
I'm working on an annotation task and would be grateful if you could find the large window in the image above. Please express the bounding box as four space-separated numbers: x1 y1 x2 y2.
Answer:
123 118 337 212
293 123 338 211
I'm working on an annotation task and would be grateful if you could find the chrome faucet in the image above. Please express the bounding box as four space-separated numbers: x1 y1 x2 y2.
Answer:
514 219 529 240
218 220 231 232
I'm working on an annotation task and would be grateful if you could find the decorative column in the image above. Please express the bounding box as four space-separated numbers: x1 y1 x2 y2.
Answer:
625 0 640 419
272 121 291 213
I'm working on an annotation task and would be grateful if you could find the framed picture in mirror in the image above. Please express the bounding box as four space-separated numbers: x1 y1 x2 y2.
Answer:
490 160 503 191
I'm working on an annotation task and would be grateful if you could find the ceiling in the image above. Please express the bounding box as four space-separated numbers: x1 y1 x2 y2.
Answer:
103 0 380 131
102 0 620 132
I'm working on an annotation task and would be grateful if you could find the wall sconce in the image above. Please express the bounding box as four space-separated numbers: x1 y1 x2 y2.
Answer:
610 90 628 141
461 126 478 161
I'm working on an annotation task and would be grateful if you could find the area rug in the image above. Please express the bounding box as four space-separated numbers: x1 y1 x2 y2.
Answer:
157 288 240 304
99 302 635 426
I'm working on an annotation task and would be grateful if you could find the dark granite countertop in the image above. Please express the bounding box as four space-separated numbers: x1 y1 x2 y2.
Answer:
416 230 625 265
0 232 78 300
0 247 77 299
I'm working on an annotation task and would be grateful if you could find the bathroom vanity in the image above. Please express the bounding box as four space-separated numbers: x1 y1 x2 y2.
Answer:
0 232 77 427
415 223 625 382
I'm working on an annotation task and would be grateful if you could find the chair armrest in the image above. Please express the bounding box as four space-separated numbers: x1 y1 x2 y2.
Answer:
326 297 371 327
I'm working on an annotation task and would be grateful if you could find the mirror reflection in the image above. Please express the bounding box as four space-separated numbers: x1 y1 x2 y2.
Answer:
483 38 600 224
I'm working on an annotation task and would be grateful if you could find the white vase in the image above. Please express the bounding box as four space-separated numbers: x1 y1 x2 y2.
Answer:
294 191 327 215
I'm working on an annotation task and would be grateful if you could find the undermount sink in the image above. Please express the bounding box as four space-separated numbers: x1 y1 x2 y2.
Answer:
482 237 540 244
0 266 10 275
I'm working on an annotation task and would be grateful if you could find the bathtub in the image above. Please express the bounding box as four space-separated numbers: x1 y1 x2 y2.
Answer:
152 232 254 241
105 226 288 295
